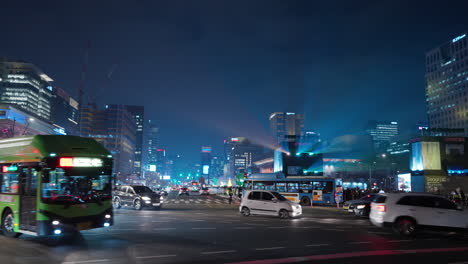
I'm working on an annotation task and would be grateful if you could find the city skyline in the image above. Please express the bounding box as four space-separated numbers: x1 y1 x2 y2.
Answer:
2 1 468 162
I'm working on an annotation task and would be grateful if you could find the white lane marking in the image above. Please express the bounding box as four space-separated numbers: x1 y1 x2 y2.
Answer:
306 243 330 247
185 201 190 204
153 228 176 231
235 227 253 229
62 259 110 264
192 227 216 230
349 241 371 244
201 250 237 255
388 240 412 243
136 255 177 259
255 247 285 251
110 229 136 231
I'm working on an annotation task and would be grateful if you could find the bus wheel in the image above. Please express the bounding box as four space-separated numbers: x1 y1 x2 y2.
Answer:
134 199 142 210
1 210 21 238
113 197 121 209
300 197 311 206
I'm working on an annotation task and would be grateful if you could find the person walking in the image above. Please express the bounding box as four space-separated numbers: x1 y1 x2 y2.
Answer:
228 188 233 205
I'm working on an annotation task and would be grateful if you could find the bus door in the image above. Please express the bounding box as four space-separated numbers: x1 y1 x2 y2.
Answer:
19 167 37 231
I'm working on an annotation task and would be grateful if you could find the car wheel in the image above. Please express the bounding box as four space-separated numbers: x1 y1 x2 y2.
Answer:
279 209 289 219
113 197 121 209
134 199 142 210
2 209 21 238
300 197 311 206
241 207 250 216
394 217 416 237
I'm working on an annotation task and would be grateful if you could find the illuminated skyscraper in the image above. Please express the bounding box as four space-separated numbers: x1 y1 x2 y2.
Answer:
269 112 304 144
146 121 159 170
124 105 145 175
426 32 468 133
0 59 53 121
366 120 399 152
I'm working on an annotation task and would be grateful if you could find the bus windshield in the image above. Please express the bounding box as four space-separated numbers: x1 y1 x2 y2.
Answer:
42 168 112 204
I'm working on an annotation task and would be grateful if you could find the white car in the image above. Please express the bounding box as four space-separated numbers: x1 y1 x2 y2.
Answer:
370 193 468 236
239 190 302 219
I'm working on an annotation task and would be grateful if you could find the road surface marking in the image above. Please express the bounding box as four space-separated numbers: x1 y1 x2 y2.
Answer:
255 247 285 251
201 250 237 255
153 228 176 230
192 227 216 230
349 241 371 244
185 201 190 204
62 259 110 264
111 229 136 231
388 240 412 243
306 243 330 247
136 255 177 259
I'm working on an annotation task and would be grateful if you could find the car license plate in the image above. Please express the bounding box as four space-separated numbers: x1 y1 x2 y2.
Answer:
77 221 93 230
152 203 160 206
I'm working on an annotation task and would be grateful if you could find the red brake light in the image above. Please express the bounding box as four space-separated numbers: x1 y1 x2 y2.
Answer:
2 166 8 173
59 158 74 167
375 204 386 212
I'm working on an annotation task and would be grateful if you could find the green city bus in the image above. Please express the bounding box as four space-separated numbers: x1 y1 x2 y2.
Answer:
0 135 113 237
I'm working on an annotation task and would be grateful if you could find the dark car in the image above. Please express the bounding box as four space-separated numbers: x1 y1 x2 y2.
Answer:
351 195 383 217
179 187 190 196
344 193 379 212
113 185 163 210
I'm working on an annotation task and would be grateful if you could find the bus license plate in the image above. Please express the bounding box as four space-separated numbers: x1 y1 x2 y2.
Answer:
77 222 93 230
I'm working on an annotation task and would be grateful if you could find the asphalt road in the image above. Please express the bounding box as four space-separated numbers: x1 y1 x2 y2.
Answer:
2 191 468 264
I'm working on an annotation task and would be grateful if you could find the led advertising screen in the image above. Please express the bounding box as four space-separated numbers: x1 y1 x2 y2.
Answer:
203 165 209 175
397 173 411 192
410 141 441 171
149 165 156 172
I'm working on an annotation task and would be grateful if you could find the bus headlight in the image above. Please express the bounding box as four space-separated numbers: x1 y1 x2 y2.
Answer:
142 196 151 201
52 220 60 225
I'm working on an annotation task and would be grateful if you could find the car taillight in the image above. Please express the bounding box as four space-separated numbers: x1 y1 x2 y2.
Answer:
374 204 386 212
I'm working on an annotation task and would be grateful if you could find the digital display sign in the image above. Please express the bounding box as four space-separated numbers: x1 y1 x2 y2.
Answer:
59 157 103 167
203 165 209 175
397 173 411 192
410 142 441 171
149 165 156 172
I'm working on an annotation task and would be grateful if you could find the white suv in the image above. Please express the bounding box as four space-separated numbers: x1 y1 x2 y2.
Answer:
240 190 302 219
370 193 468 236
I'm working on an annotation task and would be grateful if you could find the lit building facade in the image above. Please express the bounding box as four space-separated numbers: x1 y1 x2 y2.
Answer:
124 105 145 175
50 86 79 135
225 137 264 176
426 32 468 133
366 120 399 151
81 104 136 177
0 59 53 121
0 103 57 137
146 122 159 170
269 112 304 144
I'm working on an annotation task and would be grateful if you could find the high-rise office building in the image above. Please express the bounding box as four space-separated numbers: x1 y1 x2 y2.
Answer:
269 112 304 144
224 137 264 176
81 104 136 177
0 59 53 121
50 86 79 135
201 146 212 178
124 105 144 175
366 120 399 151
426 32 468 133
146 121 159 170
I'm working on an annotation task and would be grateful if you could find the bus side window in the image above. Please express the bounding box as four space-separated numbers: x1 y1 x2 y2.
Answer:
323 182 333 194
1 173 19 194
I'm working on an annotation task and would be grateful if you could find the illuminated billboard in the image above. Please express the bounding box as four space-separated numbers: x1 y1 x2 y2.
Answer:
149 165 156 172
201 146 212 153
397 173 411 192
203 165 210 175
162 175 170 180
410 142 441 171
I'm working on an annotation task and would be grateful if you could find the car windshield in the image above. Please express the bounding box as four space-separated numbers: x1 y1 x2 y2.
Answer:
133 186 154 194
271 192 288 201
42 168 111 204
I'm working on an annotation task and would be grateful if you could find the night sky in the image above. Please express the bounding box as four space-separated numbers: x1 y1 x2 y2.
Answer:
2 0 468 162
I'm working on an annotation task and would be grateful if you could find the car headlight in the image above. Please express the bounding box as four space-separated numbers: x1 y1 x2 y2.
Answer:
357 205 366 209
142 196 151 201
160 196 164 200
